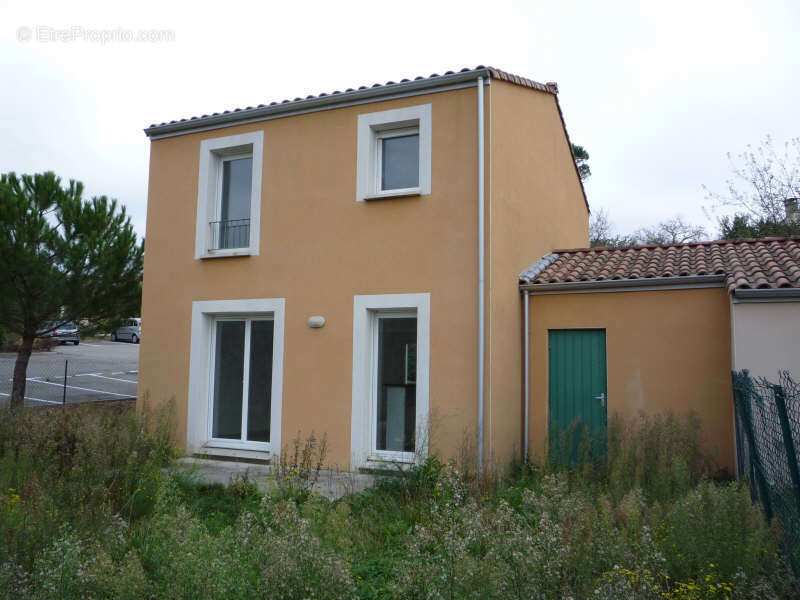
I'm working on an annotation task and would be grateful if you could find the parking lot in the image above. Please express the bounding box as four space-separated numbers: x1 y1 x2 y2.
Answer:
0 339 139 407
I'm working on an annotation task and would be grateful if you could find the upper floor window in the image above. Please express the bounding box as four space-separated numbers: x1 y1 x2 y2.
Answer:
378 129 419 192
356 104 431 202
195 131 263 259
216 154 253 250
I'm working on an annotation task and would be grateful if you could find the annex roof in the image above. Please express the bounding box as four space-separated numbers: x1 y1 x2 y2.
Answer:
520 238 800 293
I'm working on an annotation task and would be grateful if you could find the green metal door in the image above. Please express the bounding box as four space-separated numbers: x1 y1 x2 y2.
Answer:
548 329 607 462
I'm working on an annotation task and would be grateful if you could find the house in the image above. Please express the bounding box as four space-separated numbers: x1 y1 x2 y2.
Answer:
139 66 589 470
519 238 800 471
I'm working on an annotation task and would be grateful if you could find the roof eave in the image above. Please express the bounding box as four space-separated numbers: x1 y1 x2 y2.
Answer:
144 69 495 139
732 288 800 303
520 274 726 294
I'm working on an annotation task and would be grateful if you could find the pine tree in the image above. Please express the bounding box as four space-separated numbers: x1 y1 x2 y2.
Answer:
0 172 143 409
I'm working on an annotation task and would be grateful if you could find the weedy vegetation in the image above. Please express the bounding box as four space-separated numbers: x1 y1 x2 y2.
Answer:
0 404 795 599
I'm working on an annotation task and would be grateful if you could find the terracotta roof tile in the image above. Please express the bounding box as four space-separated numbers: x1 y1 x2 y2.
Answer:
520 238 800 292
147 66 556 129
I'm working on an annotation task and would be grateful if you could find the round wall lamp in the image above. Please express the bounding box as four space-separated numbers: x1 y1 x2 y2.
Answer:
307 316 326 328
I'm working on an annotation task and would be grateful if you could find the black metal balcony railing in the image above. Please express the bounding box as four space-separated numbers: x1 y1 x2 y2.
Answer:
209 219 250 250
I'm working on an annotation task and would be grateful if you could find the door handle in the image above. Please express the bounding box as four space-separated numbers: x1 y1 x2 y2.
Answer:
593 392 605 407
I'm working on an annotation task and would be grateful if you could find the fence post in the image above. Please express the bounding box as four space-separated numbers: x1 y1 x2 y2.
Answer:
62 359 67 412
733 375 774 521
774 384 800 512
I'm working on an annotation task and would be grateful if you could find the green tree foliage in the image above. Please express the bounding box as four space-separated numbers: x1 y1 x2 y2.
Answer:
0 172 143 409
572 143 591 181
719 212 800 240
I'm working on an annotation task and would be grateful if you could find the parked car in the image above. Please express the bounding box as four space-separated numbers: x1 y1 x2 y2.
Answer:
111 318 141 344
39 322 80 345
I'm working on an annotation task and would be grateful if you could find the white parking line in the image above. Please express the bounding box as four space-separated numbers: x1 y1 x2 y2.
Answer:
127 370 138 374
25 379 134 397
78 343 101 347
85 374 137 384
0 392 61 405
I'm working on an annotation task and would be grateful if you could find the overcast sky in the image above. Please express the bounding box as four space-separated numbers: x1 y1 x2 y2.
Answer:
1 0 798 240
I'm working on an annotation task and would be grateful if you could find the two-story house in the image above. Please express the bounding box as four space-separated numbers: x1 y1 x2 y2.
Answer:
140 66 588 471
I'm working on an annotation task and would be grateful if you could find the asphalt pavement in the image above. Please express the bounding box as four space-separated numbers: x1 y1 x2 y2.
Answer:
0 339 139 407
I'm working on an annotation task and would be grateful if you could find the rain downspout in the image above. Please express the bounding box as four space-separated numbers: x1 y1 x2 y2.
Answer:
524 289 530 462
477 75 485 472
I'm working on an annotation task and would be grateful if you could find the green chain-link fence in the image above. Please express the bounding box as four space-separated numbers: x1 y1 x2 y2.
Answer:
732 369 800 575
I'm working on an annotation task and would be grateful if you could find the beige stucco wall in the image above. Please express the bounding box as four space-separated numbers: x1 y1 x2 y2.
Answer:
731 301 800 380
140 87 483 468
486 80 589 469
140 79 589 470
528 288 736 472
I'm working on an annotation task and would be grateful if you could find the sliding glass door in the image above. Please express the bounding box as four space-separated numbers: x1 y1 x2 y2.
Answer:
210 317 273 446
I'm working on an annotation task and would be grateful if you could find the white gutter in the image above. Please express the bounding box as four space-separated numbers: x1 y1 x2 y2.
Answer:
523 290 530 462
732 288 800 303
477 75 486 472
520 274 726 293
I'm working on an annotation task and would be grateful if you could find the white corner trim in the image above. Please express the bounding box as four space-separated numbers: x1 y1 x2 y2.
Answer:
356 104 431 202
350 293 431 470
187 298 285 458
195 131 263 259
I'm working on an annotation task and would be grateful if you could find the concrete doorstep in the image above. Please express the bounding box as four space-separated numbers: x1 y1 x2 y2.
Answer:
173 457 377 500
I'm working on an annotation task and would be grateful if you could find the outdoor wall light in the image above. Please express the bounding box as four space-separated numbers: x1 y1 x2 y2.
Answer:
308 316 326 328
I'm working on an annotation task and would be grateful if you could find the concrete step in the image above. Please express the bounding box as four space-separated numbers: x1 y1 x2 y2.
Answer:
173 457 377 500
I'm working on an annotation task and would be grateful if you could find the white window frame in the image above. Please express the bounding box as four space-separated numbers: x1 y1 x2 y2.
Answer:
351 293 430 468
356 104 431 202
187 298 284 457
216 151 253 221
375 127 420 195
206 316 274 451
195 131 263 259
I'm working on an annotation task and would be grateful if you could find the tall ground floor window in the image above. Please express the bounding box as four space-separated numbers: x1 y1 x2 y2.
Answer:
374 313 417 452
351 293 430 468
187 299 285 456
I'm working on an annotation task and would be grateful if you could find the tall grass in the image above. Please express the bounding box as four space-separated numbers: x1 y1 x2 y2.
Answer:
0 407 795 599
544 411 719 504
0 401 173 570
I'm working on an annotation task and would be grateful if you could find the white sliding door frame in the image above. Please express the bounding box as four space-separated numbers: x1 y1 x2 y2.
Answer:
187 298 285 457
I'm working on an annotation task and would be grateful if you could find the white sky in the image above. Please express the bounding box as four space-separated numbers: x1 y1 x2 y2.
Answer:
1 0 798 240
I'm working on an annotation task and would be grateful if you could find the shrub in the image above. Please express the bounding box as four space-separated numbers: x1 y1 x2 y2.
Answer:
173 470 262 534
0 407 796 598
0 402 173 569
660 481 782 582
389 467 494 598
132 474 354 599
605 411 713 503
29 522 150 600
133 476 255 599
272 431 328 502
254 500 355 599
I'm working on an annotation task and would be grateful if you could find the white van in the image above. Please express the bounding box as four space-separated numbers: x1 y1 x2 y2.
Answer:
111 318 142 344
